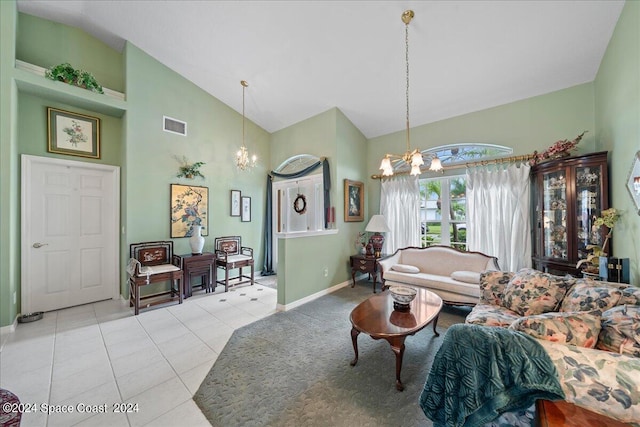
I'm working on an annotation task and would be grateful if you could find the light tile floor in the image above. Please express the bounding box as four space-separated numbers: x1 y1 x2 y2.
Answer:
0 282 277 426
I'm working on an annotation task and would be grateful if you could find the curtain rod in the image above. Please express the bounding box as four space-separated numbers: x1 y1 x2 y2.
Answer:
370 153 535 180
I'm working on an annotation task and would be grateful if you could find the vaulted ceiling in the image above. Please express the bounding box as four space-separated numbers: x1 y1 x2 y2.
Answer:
17 0 625 138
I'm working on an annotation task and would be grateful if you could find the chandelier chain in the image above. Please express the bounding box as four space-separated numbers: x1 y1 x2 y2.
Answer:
405 20 411 153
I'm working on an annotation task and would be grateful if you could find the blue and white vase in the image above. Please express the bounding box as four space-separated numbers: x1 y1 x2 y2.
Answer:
189 225 205 255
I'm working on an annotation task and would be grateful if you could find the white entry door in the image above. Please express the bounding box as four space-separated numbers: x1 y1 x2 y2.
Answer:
21 155 120 313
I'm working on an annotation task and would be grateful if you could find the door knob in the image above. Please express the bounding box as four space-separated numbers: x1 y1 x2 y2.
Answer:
32 242 48 248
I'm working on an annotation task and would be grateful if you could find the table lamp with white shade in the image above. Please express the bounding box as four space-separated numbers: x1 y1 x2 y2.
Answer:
365 215 391 258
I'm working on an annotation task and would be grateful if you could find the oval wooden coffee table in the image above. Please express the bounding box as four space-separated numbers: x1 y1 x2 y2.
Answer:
349 287 443 391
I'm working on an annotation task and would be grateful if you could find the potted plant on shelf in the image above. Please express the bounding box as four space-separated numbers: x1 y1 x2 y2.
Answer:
176 156 205 179
576 208 621 275
45 63 104 94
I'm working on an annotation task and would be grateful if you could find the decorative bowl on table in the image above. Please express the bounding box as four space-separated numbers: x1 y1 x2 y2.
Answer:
389 286 417 311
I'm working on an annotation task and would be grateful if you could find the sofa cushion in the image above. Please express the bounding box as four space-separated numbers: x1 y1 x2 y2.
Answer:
560 279 623 312
451 270 481 284
479 271 515 305
465 304 520 327
619 286 640 305
391 264 420 274
383 271 481 300
501 268 573 316
509 312 601 348
398 246 496 277
596 305 640 357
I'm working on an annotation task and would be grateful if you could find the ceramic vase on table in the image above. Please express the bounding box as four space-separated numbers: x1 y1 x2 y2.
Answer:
190 225 205 255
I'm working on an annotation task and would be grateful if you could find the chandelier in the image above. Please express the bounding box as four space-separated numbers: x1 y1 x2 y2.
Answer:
236 80 257 170
379 10 442 177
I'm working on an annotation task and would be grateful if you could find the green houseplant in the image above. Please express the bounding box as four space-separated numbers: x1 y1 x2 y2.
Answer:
576 208 621 273
45 63 104 94
176 156 205 179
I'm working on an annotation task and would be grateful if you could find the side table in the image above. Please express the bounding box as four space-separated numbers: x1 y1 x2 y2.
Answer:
173 252 215 298
350 254 382 293
535 399 632 427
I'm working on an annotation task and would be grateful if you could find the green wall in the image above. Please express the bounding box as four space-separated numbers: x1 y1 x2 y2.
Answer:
124 42 270 295
270 108 367 306
594 0 640 284
366 83 595 213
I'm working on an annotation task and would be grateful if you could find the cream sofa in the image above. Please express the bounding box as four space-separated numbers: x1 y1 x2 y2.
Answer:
464 269 640 425
377 245 500 305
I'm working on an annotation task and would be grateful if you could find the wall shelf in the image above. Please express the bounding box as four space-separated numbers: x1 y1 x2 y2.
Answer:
13 60 126 117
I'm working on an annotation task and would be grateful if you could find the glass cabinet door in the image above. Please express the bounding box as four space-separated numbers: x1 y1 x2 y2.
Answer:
575 166 604 261
542 171 568 260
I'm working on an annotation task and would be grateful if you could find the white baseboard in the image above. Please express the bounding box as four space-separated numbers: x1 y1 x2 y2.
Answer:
0 317 18 352
276 279 351 312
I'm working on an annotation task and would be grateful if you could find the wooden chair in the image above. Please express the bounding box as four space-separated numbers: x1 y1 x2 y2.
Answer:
127 241 183 315
214 236 254 292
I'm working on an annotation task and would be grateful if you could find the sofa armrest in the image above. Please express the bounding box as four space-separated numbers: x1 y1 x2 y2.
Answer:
377 252 402 281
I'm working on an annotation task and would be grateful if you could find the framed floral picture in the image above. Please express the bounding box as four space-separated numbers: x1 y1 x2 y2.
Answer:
344 179 364 222
230 190 241 216
241 196 251 222
170 184 209 237
47 107 100 159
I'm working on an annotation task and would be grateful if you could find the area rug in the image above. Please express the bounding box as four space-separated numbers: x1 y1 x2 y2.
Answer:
193 285 470 426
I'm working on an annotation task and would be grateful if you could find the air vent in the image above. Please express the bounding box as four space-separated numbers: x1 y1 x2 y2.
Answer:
163 116 187 136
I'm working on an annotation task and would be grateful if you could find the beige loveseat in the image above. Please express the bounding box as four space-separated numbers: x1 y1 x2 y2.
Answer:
466 269 640 425
377 245 500 305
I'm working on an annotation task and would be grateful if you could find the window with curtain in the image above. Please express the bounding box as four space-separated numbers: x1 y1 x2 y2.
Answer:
419 176 467 250
273 174 324 234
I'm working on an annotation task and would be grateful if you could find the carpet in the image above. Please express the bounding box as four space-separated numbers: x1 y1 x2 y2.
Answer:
193 284 470 427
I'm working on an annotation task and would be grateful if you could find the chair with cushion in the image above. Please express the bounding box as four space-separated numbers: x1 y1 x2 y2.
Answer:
127 241 183 315
214 236 254 292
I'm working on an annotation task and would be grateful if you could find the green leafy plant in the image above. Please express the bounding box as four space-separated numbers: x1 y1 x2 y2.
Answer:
175 156 205 179
45 63 104 94
576 208 621 272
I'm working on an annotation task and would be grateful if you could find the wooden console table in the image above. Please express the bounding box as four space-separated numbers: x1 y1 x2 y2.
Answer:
535 399 632 427
173 252 215 298
350 254 383 293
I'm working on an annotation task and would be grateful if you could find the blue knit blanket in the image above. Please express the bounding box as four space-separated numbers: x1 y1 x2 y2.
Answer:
419 324 565 427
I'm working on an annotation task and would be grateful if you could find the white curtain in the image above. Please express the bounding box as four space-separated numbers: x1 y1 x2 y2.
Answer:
380 176 420 254
467 163 531 272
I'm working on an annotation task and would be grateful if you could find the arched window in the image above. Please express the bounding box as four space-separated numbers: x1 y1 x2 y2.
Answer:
393 143 513 173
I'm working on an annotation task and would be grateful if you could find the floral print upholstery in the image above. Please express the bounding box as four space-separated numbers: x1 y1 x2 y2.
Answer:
560 280 623 312
479 271 514 305
597 305 640 357
465 304 520 327
509 311 601 348
538 339 640 426
620 287 640 305
501 268 573 316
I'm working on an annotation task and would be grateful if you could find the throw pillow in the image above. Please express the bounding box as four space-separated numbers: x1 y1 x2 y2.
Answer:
596 305 640 357
501 268 573 316
509 311 601 348
479 271 514 305
560 280 623 312
619 286 640 305
451 271 481 284
391 264 420 274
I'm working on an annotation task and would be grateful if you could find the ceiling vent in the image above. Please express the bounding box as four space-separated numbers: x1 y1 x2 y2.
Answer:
163 116 187 136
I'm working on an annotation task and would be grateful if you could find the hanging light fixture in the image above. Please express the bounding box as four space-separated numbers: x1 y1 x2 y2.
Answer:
236 80 257 171
379 10 441 177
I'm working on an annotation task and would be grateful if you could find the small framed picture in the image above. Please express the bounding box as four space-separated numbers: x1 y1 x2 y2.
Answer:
230 190 241 216
344 179 364 222
241 196 251 222
47 107 100 159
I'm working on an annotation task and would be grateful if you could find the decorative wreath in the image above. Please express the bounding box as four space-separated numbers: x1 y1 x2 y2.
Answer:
293 193 307 214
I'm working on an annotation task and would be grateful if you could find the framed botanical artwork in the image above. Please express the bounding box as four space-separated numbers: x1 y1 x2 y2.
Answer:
170 184 209 237
627 150 640 215
47 107 100 159
230 190 241 216
344 179 364 222
241 196 251 222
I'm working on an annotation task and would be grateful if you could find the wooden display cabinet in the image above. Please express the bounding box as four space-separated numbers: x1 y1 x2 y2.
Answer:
531 151 609 276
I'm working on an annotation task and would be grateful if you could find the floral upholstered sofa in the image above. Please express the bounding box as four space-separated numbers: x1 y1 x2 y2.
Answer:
465 268 640 425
